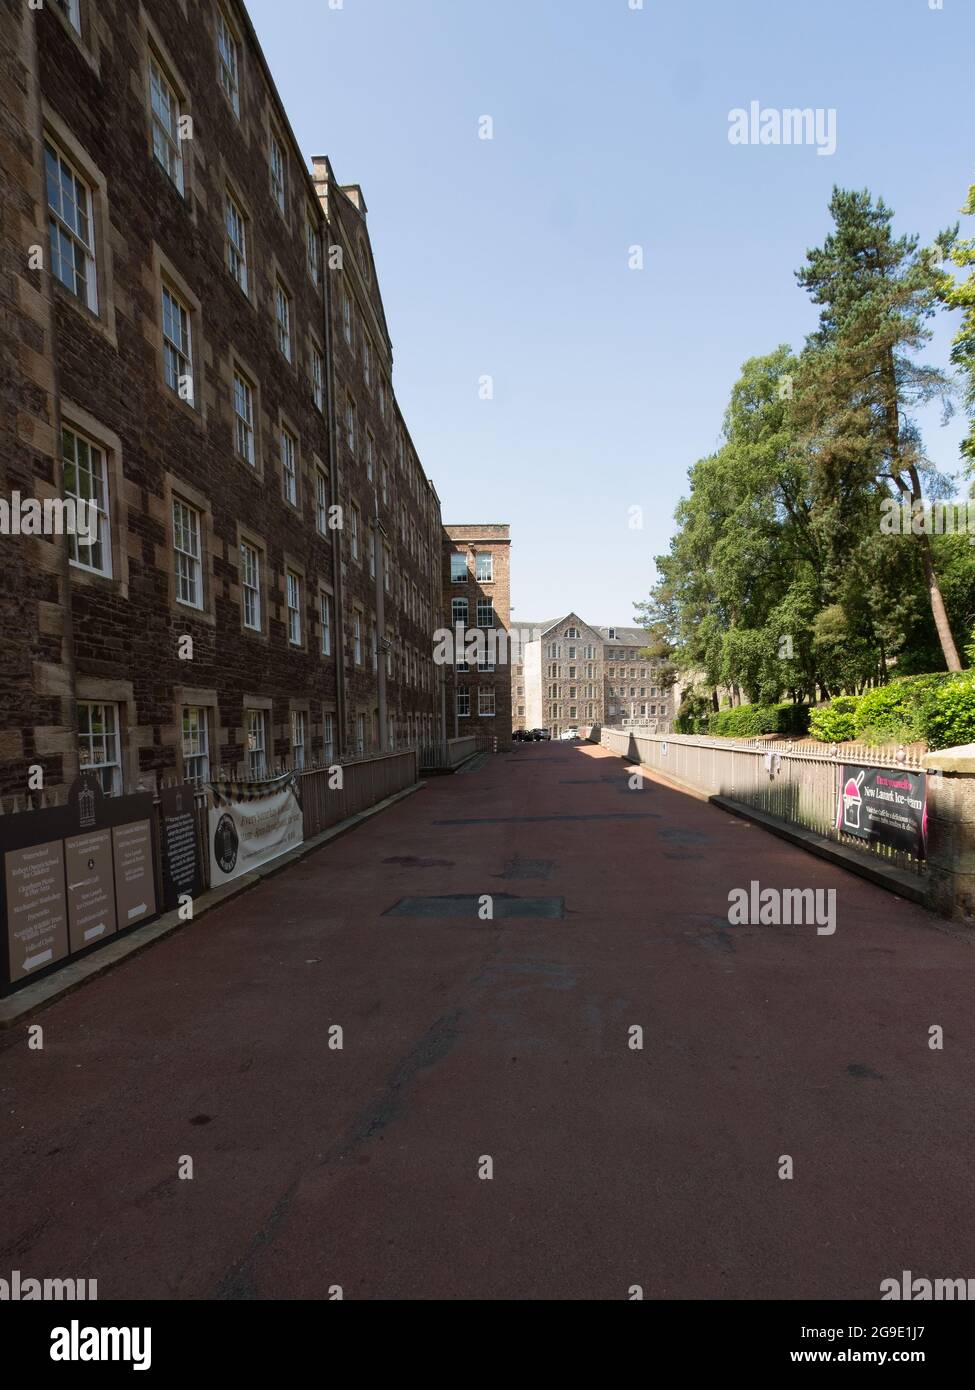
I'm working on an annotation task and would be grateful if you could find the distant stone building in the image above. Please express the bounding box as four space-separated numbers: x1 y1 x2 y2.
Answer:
514 617 674 737
442 525 512 747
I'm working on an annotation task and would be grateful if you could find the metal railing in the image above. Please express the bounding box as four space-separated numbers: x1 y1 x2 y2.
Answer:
418 735 497 770
167 748 421 889
298 750 419 838
598 727 926 877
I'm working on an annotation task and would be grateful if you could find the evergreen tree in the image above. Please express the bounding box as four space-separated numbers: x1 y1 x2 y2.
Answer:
794 188 961 669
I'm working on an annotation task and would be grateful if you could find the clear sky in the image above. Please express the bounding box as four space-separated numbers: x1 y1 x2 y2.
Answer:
247 0 975 627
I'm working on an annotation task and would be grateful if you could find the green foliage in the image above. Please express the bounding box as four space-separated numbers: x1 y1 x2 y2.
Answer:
707 702 810 738
774 702 811 735
853 684 923 743
939 179 975 463
674 686 712 734
637 187 975 699
809 695 862 742
708 705 779 737
919 676 975 750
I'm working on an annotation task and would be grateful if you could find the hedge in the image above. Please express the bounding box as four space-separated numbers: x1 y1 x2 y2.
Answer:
853 684 923 743
916 676 975 751
808 673 975 751
809 695 861 743
707 702 810 738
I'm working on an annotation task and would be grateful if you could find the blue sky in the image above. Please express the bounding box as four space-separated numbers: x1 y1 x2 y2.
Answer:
248 0 975 626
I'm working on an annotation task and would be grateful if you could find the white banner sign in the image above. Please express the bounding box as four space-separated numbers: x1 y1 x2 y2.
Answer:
207 776 303 887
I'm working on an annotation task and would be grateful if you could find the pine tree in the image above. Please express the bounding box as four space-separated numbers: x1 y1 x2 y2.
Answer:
939 178 975 462
795 188 961 671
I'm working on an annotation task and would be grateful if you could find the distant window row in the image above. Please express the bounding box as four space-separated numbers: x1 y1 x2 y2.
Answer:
450 552 493 584
450 598 496 628
79 699 338 791
456 689 496 719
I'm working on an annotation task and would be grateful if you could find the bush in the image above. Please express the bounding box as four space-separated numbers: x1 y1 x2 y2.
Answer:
707 702 810 738
708 704 777 737
773 702 810 736
809 695 861 743
917 676 975 751
853 684 923 744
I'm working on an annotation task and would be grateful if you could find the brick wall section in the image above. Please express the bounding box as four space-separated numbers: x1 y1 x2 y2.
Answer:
0 0 75 798
316 165 443 753
442 525 512 747
0 0 450 797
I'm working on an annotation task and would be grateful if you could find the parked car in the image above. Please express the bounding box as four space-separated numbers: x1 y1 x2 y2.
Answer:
559 729 579 741
536 728 551 741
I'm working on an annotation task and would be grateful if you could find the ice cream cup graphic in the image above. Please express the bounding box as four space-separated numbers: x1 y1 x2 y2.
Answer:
842 771 865 830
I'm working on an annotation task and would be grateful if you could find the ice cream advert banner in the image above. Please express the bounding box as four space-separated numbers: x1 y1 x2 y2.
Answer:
836 765 927 859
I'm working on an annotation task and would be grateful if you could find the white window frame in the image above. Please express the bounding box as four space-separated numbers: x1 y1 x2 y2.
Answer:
290 709 306 770
476 599 495 629
475 552 493 583
315 469 329 535
345 396 356 454
281 427 298 506
287 570 302 646
451 553 467 584
246 708 266 779
182 706 210 783
478 688 496 717
78 701 121 795
226 191 248 293
233 369 255 465
216 9 241 117
269 133 286 215
275 280 293 362
323 712 335 764
311 346 324 412
162 283 193 402
63 425 112 577
173 497 203 609
149 53 184 194
456 688 470 719
353 613 362 665
45 140 97 312
240 541 261 631
343 290 352 345
320 592 332 656
306 214 321 285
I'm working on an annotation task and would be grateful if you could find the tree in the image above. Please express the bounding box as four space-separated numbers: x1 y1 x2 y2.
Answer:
794 188 961 670
939 177 975 462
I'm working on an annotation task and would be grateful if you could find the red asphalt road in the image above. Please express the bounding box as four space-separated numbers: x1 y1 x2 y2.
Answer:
1 740 973 1301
